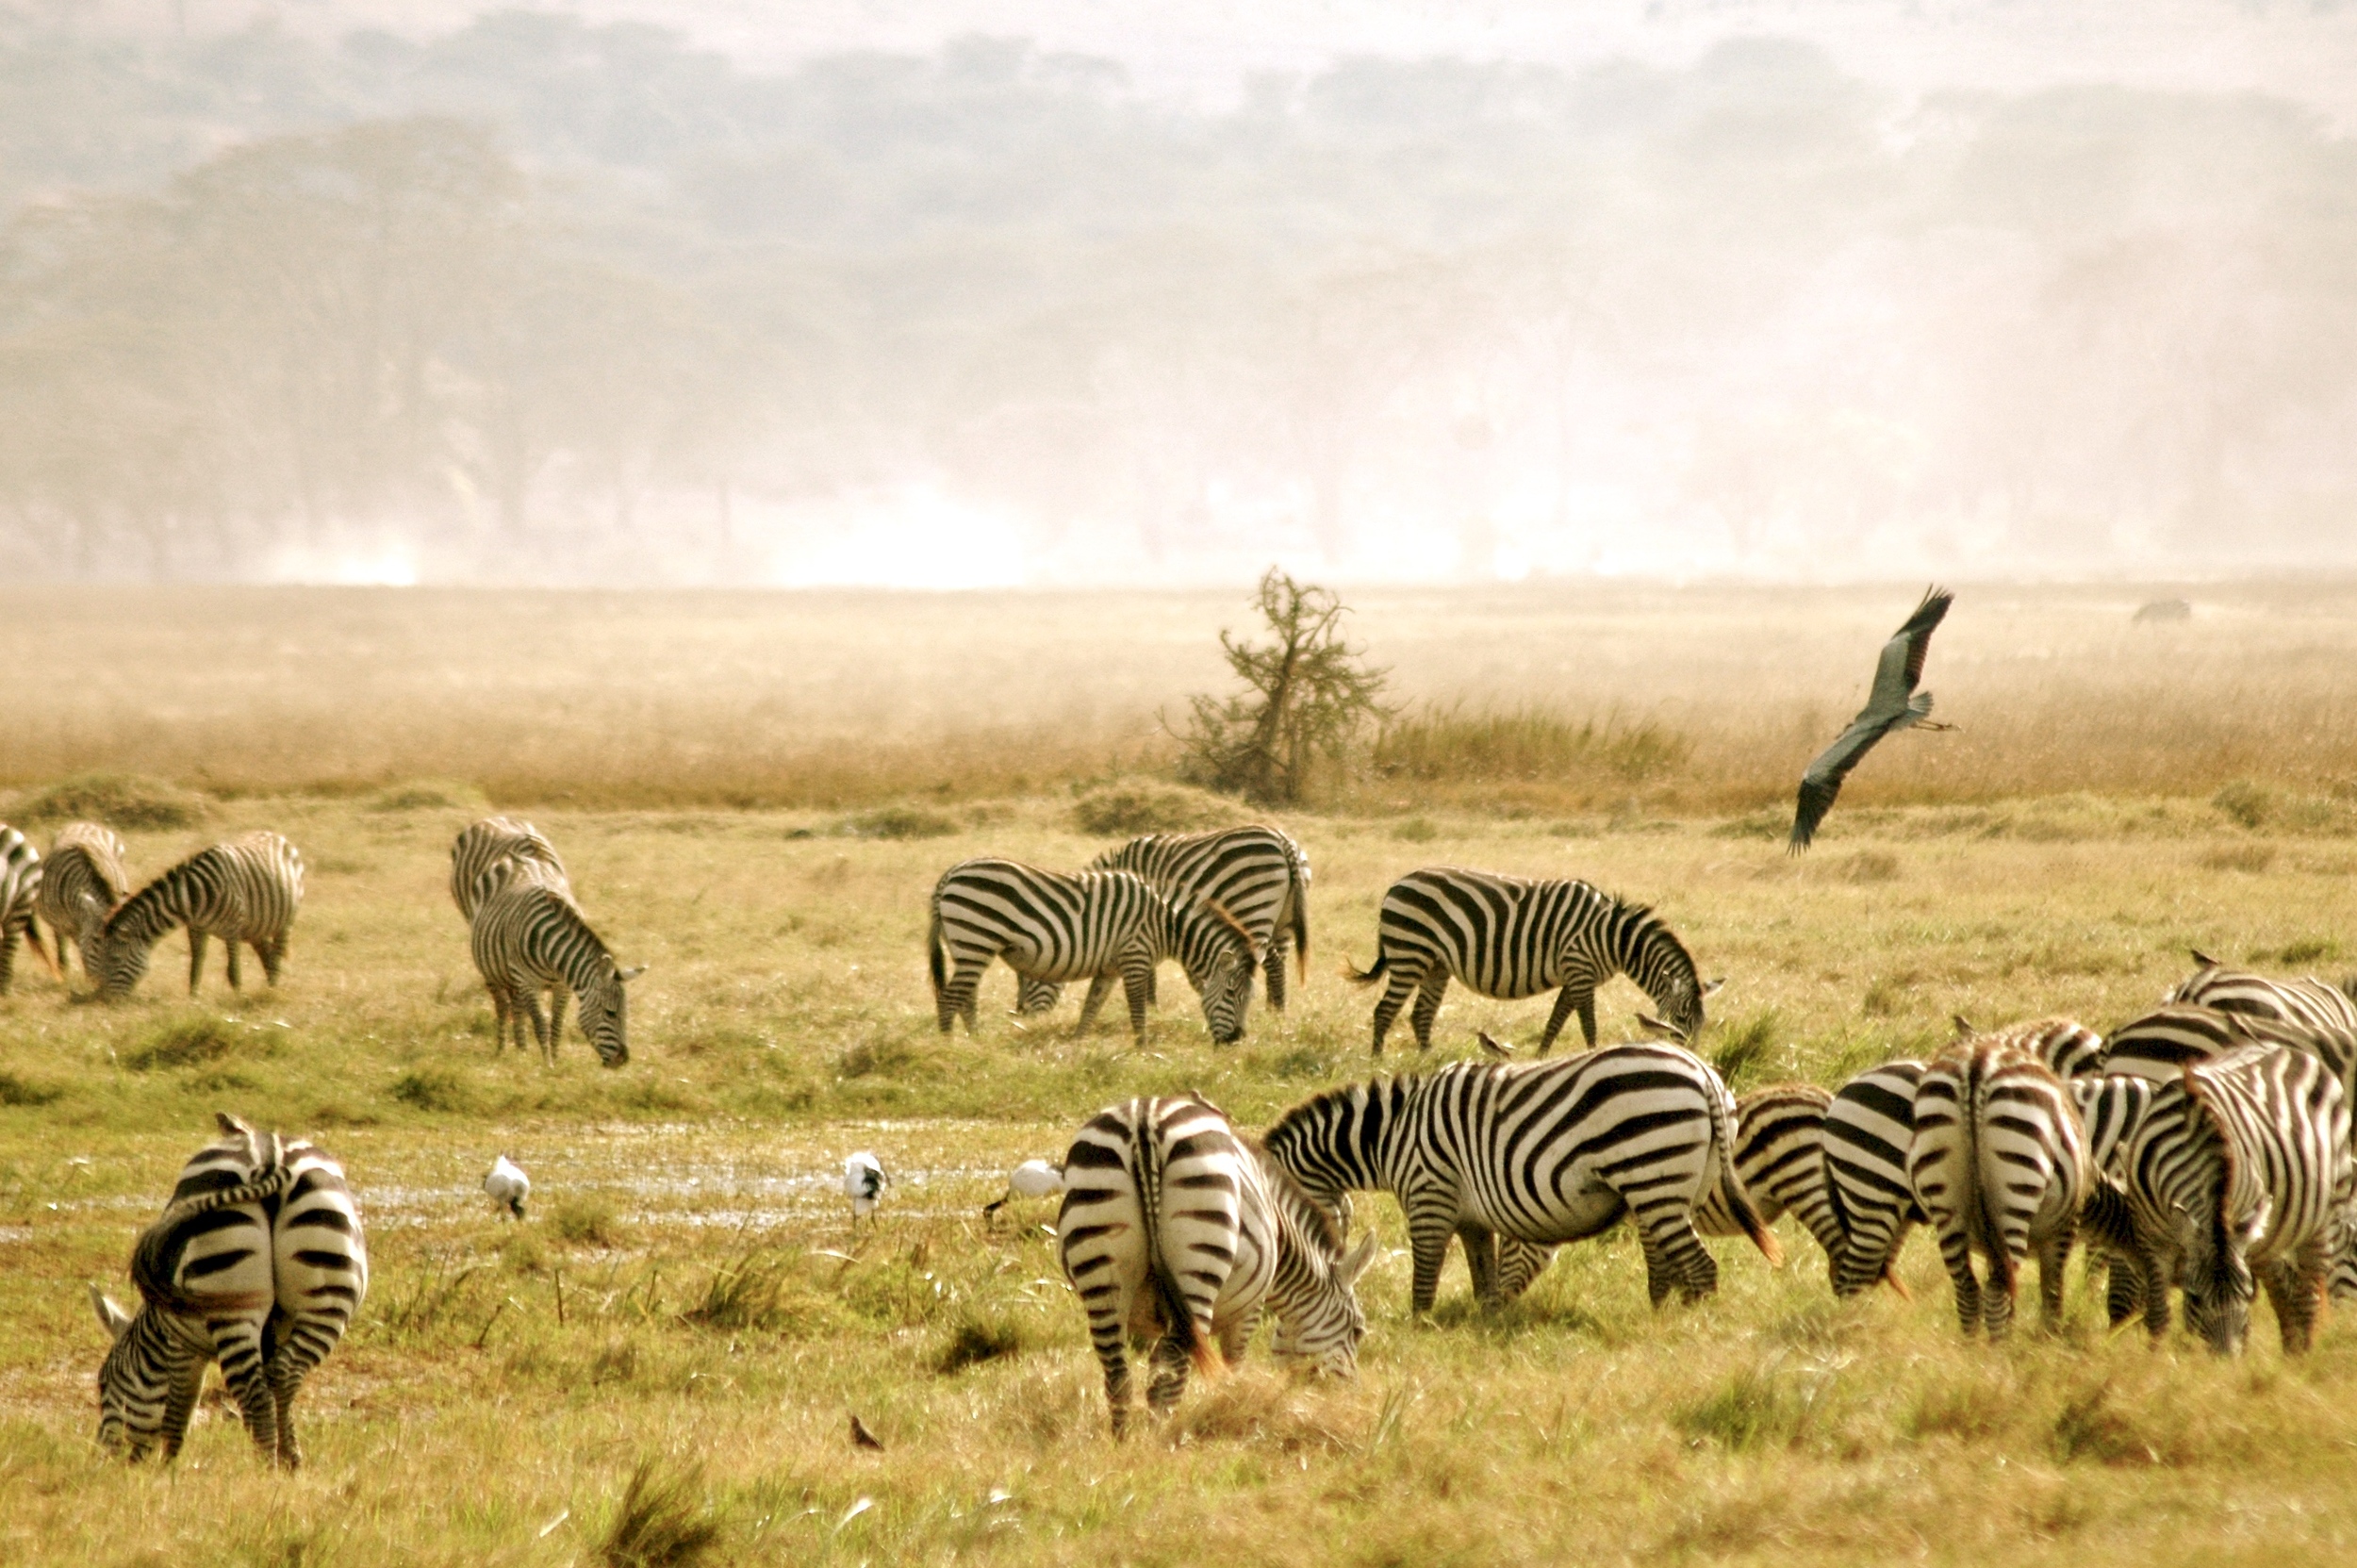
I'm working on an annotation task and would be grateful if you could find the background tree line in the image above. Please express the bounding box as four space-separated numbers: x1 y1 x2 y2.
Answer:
1 11 2352 582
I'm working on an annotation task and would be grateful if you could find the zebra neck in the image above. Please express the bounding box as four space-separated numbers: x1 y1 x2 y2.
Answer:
109 874 192 946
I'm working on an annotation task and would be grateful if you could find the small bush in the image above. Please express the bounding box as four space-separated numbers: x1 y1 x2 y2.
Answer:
0 1071 64 1107
602 1459 721 1568
933 1309 1032 1374
837 806 958 840
2213 780 2272 830
124 1018 254 1072
1070 783 1221 837
2200 844 2276 874
12 772 208 830
1391 816 1439 843
2269 937 2339 966
388 1065 474 1113
552 1195 624 1247
2051 1387 2160 1466
1710 1012 1778 1090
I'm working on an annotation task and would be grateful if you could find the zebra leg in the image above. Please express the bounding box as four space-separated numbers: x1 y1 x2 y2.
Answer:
2036 1222 2074 1329
2263 1246 2329 1355
1538 983 1587 1057
211 1316 280 1461
2136 1242 2174 1340
1119 957 1155 1047
1263 935 1288 1013
1935 1227 1983 1336
156 1349 207 1464
1635 1207 1719 1306
549 988 570 1058
1369 963 1423 1056
1405 1200 1460 1315
1145 1331 1192 1418
187 929 208 995
258 935 285 987
939 957 988 1034
1409 972 1449 1051
1218 1307 1260 1366
1075 973 1116 1035
2102 1248 2146 1329
225 937 243 992
1145 966 1159 1010
520 989 552 1062
1458 1222 1501 1310
1495 1239 1558 1304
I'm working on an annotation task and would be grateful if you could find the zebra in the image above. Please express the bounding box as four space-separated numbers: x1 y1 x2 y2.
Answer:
1344 867 1717 1056
1058 1094 1374 1437
1907 1039 2087 1338
91 831 304 1001
928 859 1256 1047
0 822 52 994
1060 826 1311 1019
470 862 643 1065
33 821 130 985
90 1113 368 1467
1951 1014 2106 1080
2072 1073 2163 1327
1821 1059 1927 1296
2118 1043 2351 1354
2161 959 2357 1106
449 817 570 921
1693 1082 1848 1268
1261 1043 1781 1316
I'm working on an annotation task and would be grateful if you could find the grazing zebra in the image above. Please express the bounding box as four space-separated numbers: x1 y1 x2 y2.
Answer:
92 832 304 1000
2162 959 2357 1105
449 817 570 921
1345 867 1717 1056
1261 1043 1781 1315
91 1113 368 1466
1080 826 1311 1016
1821 1059 1927 1296
0 823 52 994
2118 1043 2351 1354
1952 1015 2106 1080
1694 1082 1848 1266
34 822 130 985
1907 1039 2087 1338
2102 1004 2334 1084
928 859 1256 1047
470 863 642 1065
2072 1073 2163 1327
1058 1095 1373 1436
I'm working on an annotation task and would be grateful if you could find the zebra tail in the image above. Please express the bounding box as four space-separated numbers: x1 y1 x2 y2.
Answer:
1706 1084 1784 1268
1342 952 1387 986
1967 1055 2014 1298
1134 1116 1223 1379
1292 893 1310 982
926 906 947 999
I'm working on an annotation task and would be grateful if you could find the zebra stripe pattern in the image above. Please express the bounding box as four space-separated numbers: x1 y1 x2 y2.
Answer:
1086 826 1311 1017
2072 1073 2163 1327
0 823 46 994
470 863 642 1065
91 1113 368 1467
1953 1015 2106 1080
1057 1095 1373 1436
929 859 1255 1047
34 821 129 985
2162 961 2357 1107
1262 1044 1780 1315
2119 1043 2351 1354
1346 867 1714 1056
1694 1082 1848 1266
1821 1059 1927 1296
449 817 570 921
93 831 304 1000
1907 1039 2088 1337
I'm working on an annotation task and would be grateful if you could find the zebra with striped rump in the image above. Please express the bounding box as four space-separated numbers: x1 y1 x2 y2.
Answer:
0 823 53 994
34 822 130 985
2118 1043 2351 1354
90 1113 368 1466
1059 1094 1374 1436
1694 1083 1848 1267
1346 867 1717 1056
1262 1043 1780 1315
930 859 1256 1047
449 817 569 920
1822 1059 1927 1296
1907 1038 2088 1338
92 831 304 1000
470 862 642 1065
1951 1015 2106 1081
2073 1072 2163 1327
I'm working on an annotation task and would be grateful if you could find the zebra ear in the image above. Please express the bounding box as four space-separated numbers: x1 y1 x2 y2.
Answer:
1700 977 1726 999
1337 1230 1377 1287
617 965 647 982
90 1284 132 1341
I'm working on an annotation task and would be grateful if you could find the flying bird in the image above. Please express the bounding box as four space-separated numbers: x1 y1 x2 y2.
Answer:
982 1158 1065 1220
1788 586 1955 853
844 1151 887 1228
484 1154 530 1220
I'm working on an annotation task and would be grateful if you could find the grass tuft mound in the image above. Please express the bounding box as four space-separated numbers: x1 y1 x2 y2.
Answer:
11 772 208 830
0 1070 63 1106
602 1459 721 1568
124 1017 262 1073
366 781 489 813
836 805 959 840
931 1308 1033 1374
388 1065 475 1113
1069 781 1228 837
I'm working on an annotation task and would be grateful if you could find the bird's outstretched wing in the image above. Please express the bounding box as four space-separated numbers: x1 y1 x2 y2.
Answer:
1788 712 1887 852
1869 586 1953 710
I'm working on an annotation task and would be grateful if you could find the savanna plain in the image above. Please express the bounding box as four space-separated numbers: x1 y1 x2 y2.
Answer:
5 581 2357 1568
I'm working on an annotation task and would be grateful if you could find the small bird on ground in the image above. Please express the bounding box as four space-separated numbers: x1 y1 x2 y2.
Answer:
983 1158 1065 1220
484 1154 530 1220
1476 1032 1514 1060
849 1412 884 1450
844 1151 886 1229
1789 586 1955 853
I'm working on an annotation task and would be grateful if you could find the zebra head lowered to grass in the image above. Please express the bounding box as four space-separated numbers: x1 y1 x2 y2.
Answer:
91 831 304 1001
1057 1094 1374 1438
91 1112 368 1467
2118 1042 2352 1355
34 821 130 987
1343 867 1718 1057
928 859 1258 1047
470 863 643 1066
1261 1042 1779 1317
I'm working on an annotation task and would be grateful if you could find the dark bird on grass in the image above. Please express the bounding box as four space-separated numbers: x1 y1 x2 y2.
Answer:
850 1411 884 1450
1788 586 1955 853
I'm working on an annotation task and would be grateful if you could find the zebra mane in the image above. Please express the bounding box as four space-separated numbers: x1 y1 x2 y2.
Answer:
1242 1133 1344 1258
103 852 212 945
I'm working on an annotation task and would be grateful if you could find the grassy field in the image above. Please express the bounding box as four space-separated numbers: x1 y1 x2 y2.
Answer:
5 582 2357 1566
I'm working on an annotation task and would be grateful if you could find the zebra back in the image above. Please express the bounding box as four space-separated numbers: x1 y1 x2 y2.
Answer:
94 832 304 999
1693 1082 1845 1262
2072 1073 2160 1180
2161 965 2357 1109
1956 1015 2105 1080
450 817 570 920
1822 1059 1927 1296
1089 824 1310 973
35 822 129 977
